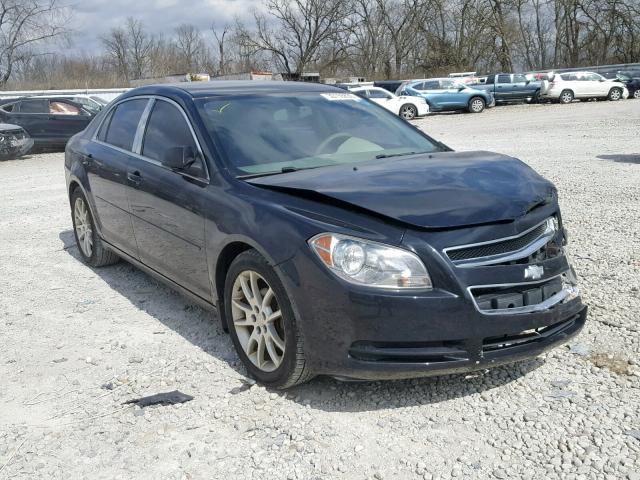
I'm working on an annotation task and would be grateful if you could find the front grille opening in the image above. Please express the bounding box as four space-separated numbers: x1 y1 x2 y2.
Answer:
473 277 563 312
349 340 469 363
447 223 547 261
483 315 578 352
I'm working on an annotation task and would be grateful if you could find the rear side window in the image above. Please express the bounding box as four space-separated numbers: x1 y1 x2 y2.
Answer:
560 73 576 81
142 100 204 176
104 99 148 151
19 99 49 113
423 81 439 89
368 89 390 99
497 74 511 83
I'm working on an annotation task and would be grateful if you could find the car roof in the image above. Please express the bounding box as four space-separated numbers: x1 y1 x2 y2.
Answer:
122 81 344 99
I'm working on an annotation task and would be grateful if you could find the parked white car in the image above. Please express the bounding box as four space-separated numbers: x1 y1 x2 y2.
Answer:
351 86 429 120
543 71 629 103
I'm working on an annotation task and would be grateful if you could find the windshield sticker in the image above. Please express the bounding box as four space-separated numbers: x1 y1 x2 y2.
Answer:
321 93 361 101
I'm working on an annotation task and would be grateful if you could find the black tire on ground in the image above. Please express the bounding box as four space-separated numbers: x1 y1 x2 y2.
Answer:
528 90 541 104
468 96 485 113
608 87 623 101
70 188 120 267
399 103 418 120
559 89 574 104
224 249 314 388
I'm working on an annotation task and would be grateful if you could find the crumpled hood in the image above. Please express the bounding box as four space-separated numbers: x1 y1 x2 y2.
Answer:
247 151 556 229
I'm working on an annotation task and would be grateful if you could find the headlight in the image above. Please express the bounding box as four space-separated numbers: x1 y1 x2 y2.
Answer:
309 233 432 289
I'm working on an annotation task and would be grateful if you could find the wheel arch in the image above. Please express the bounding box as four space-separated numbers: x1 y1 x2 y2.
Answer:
213 237 284 331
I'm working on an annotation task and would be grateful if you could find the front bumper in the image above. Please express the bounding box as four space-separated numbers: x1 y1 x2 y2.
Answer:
277 213 586 380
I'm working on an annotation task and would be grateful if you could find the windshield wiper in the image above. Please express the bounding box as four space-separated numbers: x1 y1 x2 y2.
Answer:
236 165 322 180
375 151 418 159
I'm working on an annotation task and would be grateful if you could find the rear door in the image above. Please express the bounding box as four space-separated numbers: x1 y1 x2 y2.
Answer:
87 98 150 257
47 99 93 144
368 88 398 113
495 74 514 100
511 74 530 99
126 98 211 299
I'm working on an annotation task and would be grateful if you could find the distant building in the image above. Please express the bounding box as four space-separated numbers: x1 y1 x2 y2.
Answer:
280 72 321 83
130 73 210 87
211 71 276 81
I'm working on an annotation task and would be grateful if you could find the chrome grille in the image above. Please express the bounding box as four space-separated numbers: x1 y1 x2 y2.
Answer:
444 218 560 267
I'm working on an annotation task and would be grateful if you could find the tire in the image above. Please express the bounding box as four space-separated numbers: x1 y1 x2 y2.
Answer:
608 87 622 101
633 89 640 99
468 96 485 113
224 249 314 388
559 90 574 104
70 188 120 267
399 103 417 120
528 90 541 104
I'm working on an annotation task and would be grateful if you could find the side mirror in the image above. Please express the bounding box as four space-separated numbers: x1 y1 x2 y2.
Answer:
458 86 465 92
525 80 530 84
599 79 605 82
162 146 196 170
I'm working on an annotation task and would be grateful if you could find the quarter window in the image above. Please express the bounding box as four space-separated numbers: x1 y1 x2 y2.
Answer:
142 100 204 176
103 99 148 151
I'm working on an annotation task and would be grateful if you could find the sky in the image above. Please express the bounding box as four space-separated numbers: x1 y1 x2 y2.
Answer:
67 0 259 54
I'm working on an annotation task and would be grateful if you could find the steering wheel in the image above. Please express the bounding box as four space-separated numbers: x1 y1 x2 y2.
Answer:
314 133 352 155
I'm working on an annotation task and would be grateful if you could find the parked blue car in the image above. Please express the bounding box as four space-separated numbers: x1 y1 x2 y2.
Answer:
397 78 495 113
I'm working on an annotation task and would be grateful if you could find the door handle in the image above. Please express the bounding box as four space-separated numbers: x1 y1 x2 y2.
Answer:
127 171 143 186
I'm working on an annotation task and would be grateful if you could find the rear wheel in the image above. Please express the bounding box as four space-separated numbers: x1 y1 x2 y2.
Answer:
225 249 313 388
608 87 622 101
468 96 485 113
559 89 574 104
70 189 120 267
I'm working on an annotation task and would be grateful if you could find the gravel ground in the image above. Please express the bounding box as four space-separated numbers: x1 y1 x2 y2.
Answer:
1 100 639 480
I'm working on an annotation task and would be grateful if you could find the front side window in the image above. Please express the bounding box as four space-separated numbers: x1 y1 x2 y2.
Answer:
104 99 148 151
142 100 204 176
50 101 81 115
196 92 443 176
513 74 527 83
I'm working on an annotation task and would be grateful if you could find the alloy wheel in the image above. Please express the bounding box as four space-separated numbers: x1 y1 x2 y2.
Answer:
400 105 416 120
561 91 573 103
230 270 285 372
634 90 640 99
74 197 93 257
609 89 621 101
470 99 484 113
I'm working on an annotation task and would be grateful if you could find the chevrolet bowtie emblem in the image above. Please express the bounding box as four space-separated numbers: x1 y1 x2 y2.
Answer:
524 265 544 280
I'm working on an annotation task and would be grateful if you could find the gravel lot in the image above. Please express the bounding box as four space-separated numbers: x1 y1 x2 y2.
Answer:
1 100 639 480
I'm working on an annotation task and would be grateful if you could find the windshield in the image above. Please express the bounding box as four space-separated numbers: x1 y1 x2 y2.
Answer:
196 92 442 176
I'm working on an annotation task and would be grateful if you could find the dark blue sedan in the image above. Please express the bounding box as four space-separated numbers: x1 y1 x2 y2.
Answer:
64 82 586 387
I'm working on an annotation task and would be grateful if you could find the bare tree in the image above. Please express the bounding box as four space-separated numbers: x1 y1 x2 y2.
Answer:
0 0 70 87
212 25 230 75
238 0 349 75
175 23 205 71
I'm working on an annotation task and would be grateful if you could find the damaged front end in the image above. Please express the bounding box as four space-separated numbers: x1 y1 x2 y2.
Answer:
0 124 34 161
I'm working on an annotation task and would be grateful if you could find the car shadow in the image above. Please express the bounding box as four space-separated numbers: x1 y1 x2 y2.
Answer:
59 229 545 412
597 153 640 165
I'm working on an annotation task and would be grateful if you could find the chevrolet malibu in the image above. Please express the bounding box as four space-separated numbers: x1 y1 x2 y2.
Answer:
65 82 586 388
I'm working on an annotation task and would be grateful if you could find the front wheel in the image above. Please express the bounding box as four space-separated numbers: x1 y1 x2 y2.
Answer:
633 89 640 99
468 96 485 113
608 87 622 101
70 189 120 267
224 250 314 388
399 103 417 120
